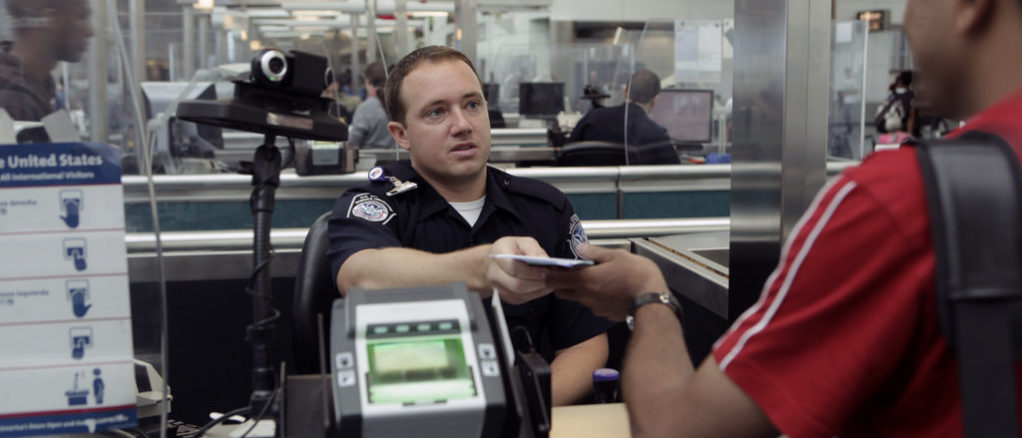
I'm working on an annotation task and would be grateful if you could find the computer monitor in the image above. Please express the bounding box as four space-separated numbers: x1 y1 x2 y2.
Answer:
648 89 714 144
483 83 500 105
518 82 564 118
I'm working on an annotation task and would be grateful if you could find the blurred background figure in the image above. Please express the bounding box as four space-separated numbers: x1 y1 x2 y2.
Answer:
874 70 918 145
347 61 395 148
0 0 94 121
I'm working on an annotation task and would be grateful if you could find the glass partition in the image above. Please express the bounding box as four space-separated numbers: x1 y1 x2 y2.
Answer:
622 18 734 164
482 42 633 132
829 20 869 160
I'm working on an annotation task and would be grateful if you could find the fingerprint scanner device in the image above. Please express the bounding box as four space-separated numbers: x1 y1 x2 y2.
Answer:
330 283 547 437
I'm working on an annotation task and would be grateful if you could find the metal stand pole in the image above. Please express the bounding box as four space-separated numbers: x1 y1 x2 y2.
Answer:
246 134 281 423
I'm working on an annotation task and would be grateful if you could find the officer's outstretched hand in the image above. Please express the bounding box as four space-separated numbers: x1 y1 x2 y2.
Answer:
487 236 553 305
546 244 668 321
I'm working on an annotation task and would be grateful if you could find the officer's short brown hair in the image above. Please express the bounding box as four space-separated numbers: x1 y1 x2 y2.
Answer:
384 46 482 124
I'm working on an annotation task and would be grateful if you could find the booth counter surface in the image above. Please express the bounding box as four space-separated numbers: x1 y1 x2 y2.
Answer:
552 403 631 438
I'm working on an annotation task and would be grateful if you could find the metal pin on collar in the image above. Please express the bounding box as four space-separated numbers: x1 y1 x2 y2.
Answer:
386 179 418 196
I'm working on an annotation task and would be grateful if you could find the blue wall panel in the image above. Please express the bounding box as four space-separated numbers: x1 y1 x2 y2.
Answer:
125 192 731 232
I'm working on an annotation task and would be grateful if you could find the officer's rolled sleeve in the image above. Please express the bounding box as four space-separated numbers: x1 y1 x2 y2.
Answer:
326 189 402 280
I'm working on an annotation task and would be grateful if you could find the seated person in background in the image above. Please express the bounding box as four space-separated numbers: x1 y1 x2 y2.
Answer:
347 61 396 148
0 0 94 122
568 69 680 165
327 46 611 406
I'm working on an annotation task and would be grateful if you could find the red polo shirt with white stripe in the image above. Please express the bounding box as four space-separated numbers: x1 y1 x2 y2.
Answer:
712 88 1022 438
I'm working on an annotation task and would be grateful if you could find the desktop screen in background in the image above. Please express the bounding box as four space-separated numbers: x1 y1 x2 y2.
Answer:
518 82 565 117
648 89 714 143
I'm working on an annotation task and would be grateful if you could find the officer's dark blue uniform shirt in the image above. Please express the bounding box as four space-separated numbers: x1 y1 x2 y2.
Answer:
327 160 612 361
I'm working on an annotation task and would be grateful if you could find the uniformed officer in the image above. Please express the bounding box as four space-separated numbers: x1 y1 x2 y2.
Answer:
326 46 611 406
567 69 681 165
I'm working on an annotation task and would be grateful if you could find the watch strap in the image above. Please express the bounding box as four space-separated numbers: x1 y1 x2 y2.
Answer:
626 292 683 330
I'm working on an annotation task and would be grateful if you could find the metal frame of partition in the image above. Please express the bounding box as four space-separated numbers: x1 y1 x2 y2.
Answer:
125 217 730 283
121 161 854 205
729 0 832 322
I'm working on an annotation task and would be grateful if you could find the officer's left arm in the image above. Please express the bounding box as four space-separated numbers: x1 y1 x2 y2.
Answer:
541 201 611 406
550 333 608 406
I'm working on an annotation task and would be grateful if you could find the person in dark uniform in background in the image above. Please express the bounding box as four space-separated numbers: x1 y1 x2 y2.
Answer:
568 69 680 165
545 0 1022 435
0 0 93 121
326 46 611 406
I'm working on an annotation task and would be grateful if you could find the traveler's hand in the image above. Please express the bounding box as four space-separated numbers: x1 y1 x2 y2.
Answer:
486 236 552 304
546 244 668 321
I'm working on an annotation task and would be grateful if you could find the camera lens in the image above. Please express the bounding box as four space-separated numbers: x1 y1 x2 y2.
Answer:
269 58 285 75
258 49 288 83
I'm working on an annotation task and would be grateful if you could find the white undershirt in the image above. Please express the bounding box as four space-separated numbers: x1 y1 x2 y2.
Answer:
449 196 486 227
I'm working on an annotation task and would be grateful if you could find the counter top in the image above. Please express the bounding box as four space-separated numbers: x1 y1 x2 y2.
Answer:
552 403 631 438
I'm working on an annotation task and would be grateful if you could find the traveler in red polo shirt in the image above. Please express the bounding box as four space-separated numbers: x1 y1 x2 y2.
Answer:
545 0 1022 436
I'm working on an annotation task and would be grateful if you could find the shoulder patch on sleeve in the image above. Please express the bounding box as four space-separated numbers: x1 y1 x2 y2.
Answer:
568 213 589 258
346 193 396 224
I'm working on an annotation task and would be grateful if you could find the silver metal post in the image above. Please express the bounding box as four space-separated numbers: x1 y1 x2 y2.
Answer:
424 14 433 47
214 22 224 66
858 25 870 159
454 0 478 66
198 12 210 70
350 14 361 91
395 0 408 58
129 0 146 83
366 2 378 63
88 0 109 143
729 0 831 320
182 4 195 79
718 113 727 155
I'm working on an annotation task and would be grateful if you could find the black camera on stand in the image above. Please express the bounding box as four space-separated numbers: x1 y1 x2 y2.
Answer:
242 49 353 176
178 48 345 141
251 49 333 97
176 49 347 437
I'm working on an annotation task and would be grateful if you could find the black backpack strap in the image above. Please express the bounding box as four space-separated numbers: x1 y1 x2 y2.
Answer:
916 131 1022 437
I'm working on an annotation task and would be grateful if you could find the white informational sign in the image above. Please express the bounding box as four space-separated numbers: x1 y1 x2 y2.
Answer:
835 21 855 44
0 143 136 436
674 20 724 83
